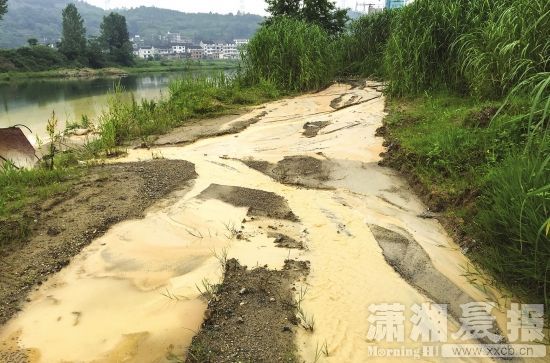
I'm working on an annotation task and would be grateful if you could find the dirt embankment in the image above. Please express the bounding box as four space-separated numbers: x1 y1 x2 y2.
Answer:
187 259 309 363
0 160 197 325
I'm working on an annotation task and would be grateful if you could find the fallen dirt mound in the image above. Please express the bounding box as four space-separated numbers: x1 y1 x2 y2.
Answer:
0 160 197 326
198 184 299 221
242 156 333 190
369 225 474 321
186 258 309 363
268 233 304 249
152 111 268 147
302 121 330 138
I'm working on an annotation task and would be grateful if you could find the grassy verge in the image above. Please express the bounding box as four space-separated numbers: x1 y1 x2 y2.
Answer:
0 162 79 248
86 73 281 156
382 92 549 310
0 60 239 82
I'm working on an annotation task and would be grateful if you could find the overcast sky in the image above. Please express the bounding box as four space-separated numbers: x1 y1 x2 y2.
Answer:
83 0 385 16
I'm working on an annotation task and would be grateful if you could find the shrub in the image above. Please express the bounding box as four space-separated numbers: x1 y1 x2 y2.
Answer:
241 17 337 92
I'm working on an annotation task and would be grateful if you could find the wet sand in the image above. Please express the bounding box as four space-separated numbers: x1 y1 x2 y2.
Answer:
0 82 539 362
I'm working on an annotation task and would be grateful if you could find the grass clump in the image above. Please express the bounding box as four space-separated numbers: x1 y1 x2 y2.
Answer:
0 162 77 247
92 73 280 155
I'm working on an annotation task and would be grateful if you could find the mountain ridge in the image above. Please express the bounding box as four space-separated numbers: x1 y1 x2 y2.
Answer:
0 0 264 48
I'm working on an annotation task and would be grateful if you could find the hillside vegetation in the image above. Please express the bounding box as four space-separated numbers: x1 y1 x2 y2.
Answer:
0 0 263 48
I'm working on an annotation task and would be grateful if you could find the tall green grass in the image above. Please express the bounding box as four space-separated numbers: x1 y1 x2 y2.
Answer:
337 9 394 77
95 73 280 154
379 0 550 97
241 18 337 91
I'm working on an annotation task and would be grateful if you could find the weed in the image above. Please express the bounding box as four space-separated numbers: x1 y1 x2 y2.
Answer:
195 278 218 301
297 305 315 332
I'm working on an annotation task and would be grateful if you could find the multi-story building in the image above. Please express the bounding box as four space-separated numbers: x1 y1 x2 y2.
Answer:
187 45 205 59
385 0 406 9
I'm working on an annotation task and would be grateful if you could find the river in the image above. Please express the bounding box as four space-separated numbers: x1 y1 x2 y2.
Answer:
0 72 192 143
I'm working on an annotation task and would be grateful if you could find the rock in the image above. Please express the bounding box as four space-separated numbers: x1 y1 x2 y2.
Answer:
237 317 244 324
72 128 90 136
269 297 276 302
239 287 247 295
282 326 292 332
47 227 60 236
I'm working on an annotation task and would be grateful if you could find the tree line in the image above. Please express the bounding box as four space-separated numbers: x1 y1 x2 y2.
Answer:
0 1 133 71
59 4 133 67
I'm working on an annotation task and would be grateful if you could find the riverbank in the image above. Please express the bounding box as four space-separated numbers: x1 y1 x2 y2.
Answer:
0 60 239 82
379 91 549 312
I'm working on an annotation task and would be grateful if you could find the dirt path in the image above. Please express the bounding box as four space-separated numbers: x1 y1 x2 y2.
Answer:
0 82 534 362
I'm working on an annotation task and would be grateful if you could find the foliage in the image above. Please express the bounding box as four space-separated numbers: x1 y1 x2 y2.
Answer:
337 9 395 77
383 86 549 308
94 73 280 155
301 0 348 35
241 18 336 91
0 45 68 72
0 0 6 21
265 0 348 34
382 0 550 97
27 38 38 47
86 36 106 68
59 3 87 62
100 12 133 66
265 0 301 19
0 161 76 247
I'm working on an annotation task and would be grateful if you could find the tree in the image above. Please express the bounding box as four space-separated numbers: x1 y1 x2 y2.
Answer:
302 0 348 34
0 0 7 21
265 0 301 18
265 0 348 34
100 12 133 66
59 4 87 62
86 37 106 68
27 38 38 47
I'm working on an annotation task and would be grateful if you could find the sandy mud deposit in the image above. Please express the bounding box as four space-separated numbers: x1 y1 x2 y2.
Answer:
1 82 538 362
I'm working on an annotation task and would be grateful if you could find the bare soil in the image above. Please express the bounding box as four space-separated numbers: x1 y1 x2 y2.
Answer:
302 121 330 138
242 156 333 190
198 184 299 221
0 160 197 325
186 259 309 363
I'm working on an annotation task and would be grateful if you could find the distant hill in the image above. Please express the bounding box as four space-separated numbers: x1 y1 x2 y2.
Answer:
0 0 264 48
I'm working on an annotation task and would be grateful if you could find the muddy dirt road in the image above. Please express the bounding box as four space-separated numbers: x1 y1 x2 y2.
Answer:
0 82 534 362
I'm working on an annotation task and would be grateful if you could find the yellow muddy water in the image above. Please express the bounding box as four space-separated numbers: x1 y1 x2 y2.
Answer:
0 83 533 362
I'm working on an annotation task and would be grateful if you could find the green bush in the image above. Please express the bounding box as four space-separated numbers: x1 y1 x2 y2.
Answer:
474 154 549 304
382 0 550 97
241 17 337 92
338 9 395 77
0 46 69 72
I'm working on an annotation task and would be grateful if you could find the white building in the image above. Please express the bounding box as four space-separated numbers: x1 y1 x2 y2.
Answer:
138 47 154 59
234 39 249 47
171 44 186 54
219 43 240 60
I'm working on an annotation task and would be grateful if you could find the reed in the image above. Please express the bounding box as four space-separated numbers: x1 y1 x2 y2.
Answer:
241 17 337 91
